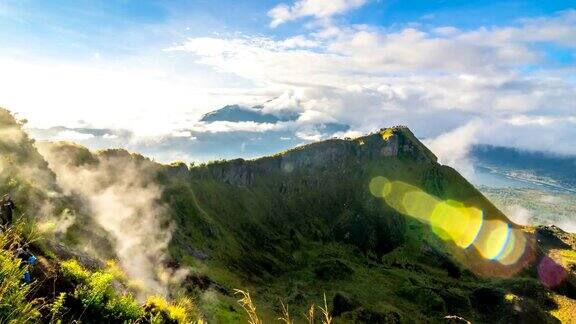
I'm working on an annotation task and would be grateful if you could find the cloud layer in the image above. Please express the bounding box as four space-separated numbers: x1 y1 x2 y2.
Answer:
1 2 575 171
164 10 576 165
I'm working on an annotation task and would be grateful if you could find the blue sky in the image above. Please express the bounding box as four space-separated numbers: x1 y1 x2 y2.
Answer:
0 0 575 168
1 0 573 60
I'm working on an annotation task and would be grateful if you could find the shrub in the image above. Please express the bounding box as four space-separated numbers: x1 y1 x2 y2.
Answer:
145 295 196 323
49 292 67 324
106 294 143 320
60 259 143 322
0 231 43 322
73 271 115 308
60 259 90 282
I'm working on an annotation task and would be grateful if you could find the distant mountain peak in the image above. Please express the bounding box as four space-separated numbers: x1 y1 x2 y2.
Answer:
200 104 299 123
200 104 279 123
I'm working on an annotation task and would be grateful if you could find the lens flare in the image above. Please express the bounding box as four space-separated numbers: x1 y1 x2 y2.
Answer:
369 176 392 198
369 176 529 272
402 189 439 222
538 256 568 288
497 229 527 266
430 200 483 249
473 220 511 260
377 180 483 249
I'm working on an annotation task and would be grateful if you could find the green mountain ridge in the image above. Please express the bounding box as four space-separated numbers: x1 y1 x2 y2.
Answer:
1 108 575 323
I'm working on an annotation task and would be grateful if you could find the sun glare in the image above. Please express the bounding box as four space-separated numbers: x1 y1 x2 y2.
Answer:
369 176 528 270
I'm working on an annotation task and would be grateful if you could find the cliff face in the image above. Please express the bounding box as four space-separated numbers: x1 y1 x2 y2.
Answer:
180 125 530 277
196 127 437 186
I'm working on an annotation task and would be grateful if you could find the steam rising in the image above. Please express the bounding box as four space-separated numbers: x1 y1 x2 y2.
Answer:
38 144 183 298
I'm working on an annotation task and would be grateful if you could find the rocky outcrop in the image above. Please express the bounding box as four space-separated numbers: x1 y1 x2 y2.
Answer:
194 127 438 186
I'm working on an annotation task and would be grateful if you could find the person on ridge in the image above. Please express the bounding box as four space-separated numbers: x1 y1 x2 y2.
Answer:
16 245 37 284
0 194 15 227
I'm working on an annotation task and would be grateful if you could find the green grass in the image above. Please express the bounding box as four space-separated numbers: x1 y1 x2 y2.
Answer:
0 232 200 323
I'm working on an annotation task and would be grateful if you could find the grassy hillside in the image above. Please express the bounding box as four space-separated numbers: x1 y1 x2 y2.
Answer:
0 109 201 323
0 108 575 323
154 127 570 323
43 124 571 322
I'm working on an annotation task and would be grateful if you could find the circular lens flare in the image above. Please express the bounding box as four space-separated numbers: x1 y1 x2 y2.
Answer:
497 229 527 266
369 176 392 198
430 200 483 249
538 256 568 288
369 177 528 271
474 220 511 260
402 189 439 222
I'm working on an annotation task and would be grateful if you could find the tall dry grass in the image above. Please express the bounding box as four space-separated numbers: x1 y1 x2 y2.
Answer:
234 289 262 324
234 289 335 324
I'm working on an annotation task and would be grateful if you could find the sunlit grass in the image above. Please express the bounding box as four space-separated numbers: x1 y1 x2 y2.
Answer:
304 303 315 324
319 293 333 324
278 299 293 324
234 289 262 324
550 294 576 323
547 248 576 272
234 289 335 324
381 128 394 140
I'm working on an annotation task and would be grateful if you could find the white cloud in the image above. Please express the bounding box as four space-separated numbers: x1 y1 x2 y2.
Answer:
261 89 302 116
269 0 368 27
280 35 321 48
164 36 350 88
460 10 576 48
558 220 576 234
296 129 324 141
333 130 363 138
0 57 249 137
432 26 460 36
297 109 336 124
171 130 193 138
423 114 576 177
507 115 558 126
166 9 576 161
488 118 576 156
424 121 483 178
1 5 575 165
328 27 537 73
52 130 95 141
189 121 286 133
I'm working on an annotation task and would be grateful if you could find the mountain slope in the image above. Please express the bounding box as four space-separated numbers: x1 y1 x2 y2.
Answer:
0 109 201 323
169 128 575 322
200 105 292 123
40 125 576 322
1 108 575 323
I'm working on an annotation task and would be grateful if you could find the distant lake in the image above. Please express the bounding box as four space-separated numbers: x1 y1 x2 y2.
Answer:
471 166 576 194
